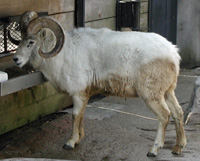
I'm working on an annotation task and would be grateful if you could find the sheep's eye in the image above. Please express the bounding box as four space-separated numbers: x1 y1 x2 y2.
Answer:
29 41 35 45
27 40 35 48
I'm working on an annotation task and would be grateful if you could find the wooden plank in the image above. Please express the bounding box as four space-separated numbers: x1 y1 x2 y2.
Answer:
0 0 75 18
0 82 58 115
48 0 75 15
0 72 46 97
0 82 72 135
85 18 116 30
50 12 75 31
0 93 72 135
85 0 116 22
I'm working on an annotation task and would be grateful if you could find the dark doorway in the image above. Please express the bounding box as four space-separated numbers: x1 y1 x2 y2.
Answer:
149 0 177 44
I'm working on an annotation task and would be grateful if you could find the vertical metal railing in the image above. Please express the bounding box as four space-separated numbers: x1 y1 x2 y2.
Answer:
116 0 141 31
3 23 7 53
0 17 21 56
75 0 85 28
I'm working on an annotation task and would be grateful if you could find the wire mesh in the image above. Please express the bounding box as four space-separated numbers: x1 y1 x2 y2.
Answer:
0 21 21 55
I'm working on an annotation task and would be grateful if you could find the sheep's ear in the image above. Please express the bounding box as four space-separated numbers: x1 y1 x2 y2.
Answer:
38 28 56 53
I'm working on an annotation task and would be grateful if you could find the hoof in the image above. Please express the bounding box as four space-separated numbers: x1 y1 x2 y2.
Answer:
63 143 74 150
147 152 157 157
172 145 182 155
172 151 180 155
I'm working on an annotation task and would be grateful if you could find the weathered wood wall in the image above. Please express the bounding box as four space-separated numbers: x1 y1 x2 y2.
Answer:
0 0 74 17
85 0 116 30
0 0 75 31
0 0 149 33
0 82 72 135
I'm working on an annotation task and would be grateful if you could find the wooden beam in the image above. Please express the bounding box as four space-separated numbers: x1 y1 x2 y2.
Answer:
0 0 75 18
0 82 72 135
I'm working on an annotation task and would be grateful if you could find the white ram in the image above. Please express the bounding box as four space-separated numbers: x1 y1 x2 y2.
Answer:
13 11 186 157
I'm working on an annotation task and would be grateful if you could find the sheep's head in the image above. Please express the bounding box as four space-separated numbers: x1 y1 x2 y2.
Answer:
13 11 65 68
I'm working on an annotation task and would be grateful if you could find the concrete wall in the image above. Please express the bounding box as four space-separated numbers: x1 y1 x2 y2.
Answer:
177 0 200 67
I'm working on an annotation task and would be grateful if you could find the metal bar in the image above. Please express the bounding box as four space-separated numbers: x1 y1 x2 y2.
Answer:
147 0 151 32
170 0 177 44
121 2 127 27
116 0 121 31
133 2 140 30
148 0 152 32
116 1 140 31
75 0 85 27
148 0 177 44
3 23 7 53
0 72 47 97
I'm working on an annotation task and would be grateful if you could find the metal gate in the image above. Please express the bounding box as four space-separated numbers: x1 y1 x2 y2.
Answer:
149 0 177 44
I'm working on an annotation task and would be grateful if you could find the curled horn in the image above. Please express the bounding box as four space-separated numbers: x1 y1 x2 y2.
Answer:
20 11 38 39
27 17 65 58
7 11 38 45
8 30 20 45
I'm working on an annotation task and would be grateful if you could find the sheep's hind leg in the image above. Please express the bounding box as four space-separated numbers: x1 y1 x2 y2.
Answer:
63 94 88 149
144 97 170 157
165 90 187 155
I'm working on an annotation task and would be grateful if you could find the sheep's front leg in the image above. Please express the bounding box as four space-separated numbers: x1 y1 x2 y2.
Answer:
63 94 89 149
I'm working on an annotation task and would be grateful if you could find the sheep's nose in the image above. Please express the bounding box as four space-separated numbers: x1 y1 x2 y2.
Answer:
13 57 18 62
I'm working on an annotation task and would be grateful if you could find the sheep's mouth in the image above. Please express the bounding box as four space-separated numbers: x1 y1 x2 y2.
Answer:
16 62 22 66
16 62 25 68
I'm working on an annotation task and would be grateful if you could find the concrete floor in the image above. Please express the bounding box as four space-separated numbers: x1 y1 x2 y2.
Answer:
0 69 200 161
